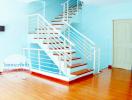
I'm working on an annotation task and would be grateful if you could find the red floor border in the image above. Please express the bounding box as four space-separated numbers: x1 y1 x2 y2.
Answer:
31 71 69 85
108 65 113 69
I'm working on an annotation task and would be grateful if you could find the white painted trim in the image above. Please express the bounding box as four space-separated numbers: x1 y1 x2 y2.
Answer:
69 71 94 81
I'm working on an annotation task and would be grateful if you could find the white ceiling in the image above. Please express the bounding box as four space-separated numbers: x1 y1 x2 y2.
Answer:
16 0 132 5
81 0 132 5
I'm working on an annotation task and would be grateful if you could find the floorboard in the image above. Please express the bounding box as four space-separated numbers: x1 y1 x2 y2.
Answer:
0 68 132 100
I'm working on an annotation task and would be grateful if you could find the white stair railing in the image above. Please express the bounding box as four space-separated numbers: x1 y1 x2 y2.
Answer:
28 14 76 76
61 0 101 73
62 0 82 22
62 22 101 73
28 14 74 45
27 0 100 76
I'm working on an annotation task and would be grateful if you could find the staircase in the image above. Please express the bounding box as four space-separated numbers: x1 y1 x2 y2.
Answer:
25 0 100 82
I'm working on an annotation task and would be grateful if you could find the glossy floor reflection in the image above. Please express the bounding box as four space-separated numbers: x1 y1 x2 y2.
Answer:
0 68 132 100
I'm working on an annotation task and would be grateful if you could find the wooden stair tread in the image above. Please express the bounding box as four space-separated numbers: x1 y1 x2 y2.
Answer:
71 69 92 76
60 13 76 16
34 37 59 40
52 20 67 22
52 24 64 25
69 57 81 61
43 41 63 44
52 20 62 22
67 51 76 54
31 33 58 34
62 57 81 61
49 28 61 30
62 57 81 62
65 10 75 12
49 47 69 50
65 10 77 12
55 16 72 19
38 33 59 34
38 27 61 30
68 8 81 11
53 51 76 56
68 63 87 68
63 13 76 15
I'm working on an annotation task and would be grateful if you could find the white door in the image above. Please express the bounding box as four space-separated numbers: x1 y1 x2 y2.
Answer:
113 19 132 70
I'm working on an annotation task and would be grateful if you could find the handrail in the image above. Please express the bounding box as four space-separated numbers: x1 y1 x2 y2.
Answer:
63 22 96 46
28 14 75 46
61 22 100 72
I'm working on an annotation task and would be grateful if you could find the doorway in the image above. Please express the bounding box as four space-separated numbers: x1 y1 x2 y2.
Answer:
113 19 132 70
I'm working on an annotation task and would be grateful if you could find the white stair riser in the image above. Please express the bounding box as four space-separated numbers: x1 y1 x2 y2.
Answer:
53 54 77 59
42 39 63 44
52 25 64 28
37 30 60 33
51 22 64 24
65 59 82 65
31 34 59 38
69 65 88 73
69 71 94 81
43 41 64 45
47 44 70 48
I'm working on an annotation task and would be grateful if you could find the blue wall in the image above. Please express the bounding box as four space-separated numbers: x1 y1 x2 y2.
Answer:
2 0 131 71
0 0 65 70
76 2 132 69
0 0 28 67
45 0 66 21
0 0 64 68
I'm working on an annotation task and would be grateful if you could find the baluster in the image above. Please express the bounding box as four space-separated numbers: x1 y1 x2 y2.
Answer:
58 53 62 75
28 48 32 73
37 16 40 40
63 3 65 22
77 0 79 15
84 40 87 64
98 48 101 73
47 25 50 48
67 1 69 23
93 47 96 73
23 49 26 70
38 50 41 71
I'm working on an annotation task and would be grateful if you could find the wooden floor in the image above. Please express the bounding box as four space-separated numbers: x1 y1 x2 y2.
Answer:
0 68 132 100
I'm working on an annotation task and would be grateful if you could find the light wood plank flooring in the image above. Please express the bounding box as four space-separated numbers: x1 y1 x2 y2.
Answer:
0 68 132 100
